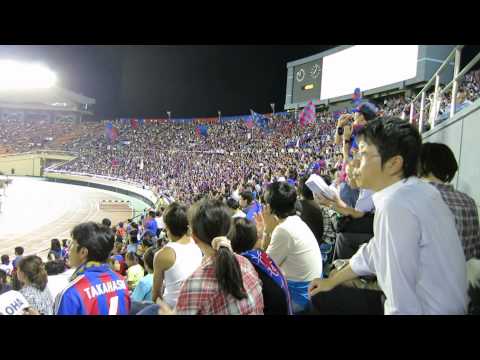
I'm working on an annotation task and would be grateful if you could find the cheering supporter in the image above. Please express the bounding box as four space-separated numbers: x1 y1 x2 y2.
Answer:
131 247 156 303
127 229 139 254
152 203 203 307
54 222 131 315
17 255 54 315
229 217 292 314
116 222 127 240
418 142 480 260
239 190 262 222
61 239 70 260
309 117 468 315
335 102 378 159
12 246 24 270
258 181 322 313
0 255 13 276
125 252 144 291
158 198 264 315
296 176 325 247
48 238 63 260
45 259 75 300
144 211 158 237
0 269 12 295
226 197 247 219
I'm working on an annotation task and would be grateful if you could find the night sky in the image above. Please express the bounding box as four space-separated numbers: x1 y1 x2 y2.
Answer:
0 45 335 119
2 45 477 119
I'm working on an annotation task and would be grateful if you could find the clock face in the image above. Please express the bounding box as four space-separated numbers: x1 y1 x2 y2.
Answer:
296 68 305 82
310 64 321 79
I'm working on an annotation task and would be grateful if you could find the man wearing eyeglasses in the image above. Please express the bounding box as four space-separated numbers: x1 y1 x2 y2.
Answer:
309 117 467 315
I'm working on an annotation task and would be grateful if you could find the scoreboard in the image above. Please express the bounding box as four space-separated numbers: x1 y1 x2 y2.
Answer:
285 45 456 110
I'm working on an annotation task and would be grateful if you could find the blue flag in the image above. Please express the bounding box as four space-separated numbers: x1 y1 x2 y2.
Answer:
250 110 269 130
196 124 208 137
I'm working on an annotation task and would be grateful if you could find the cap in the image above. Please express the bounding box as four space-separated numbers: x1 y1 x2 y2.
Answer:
352 102 378 121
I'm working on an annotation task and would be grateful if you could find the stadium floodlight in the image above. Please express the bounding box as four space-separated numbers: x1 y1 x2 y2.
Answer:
0 60 57 91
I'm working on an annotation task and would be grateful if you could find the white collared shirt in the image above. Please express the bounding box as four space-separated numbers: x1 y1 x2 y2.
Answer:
350 177 468 315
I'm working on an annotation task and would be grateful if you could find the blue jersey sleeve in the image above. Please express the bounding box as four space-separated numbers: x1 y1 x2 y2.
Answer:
55 288 83 315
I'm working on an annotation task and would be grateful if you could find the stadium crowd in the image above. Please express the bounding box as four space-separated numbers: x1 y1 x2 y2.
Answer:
1 70 480 315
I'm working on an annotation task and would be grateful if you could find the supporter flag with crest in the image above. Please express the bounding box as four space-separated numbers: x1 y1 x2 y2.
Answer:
299 100 316 127
249 110 269 130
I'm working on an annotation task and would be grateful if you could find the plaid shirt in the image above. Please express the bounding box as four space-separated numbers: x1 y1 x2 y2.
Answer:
431 182 480 260
322 207 338 245
175 254 264 315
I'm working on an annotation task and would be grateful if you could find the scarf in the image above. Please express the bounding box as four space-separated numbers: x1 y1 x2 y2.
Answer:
242 249 293 315
70 261 104 282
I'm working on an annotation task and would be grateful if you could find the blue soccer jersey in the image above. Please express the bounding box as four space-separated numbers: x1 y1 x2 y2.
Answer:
55 265 131 315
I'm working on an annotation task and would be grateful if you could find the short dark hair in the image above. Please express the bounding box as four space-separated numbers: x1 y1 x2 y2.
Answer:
102 218 112 227
226 197 240 210
50 238 61 252
1 255 9 265
240 191 253 205
148 210 156 218
357 117 422 179
143 247 157 271
298 176 314 201
71 222 115 263
45 260 66 276
163 202 189 238
14 247 24 256
228 218 258 254
287 168 298 180
419 142 458 183
155 211 161 217
321 174 332 186
264 182 297 219
62 239 69 247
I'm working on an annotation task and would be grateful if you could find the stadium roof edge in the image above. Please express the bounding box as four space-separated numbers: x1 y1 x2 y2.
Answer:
52 86 96 105
286 45 351 68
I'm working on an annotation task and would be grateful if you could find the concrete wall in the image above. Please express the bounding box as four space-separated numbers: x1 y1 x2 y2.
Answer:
44 172 159 208
0 152 75 177
423 98 480 212
0 153 43 176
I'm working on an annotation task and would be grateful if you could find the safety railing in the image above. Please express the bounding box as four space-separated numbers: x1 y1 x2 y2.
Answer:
408 45 480 133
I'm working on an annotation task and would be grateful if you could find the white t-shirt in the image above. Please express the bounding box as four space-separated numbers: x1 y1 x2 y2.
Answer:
48 268 75 301
155 216 165 230
0 263 13 276
163 240 203 308
267 215 323 282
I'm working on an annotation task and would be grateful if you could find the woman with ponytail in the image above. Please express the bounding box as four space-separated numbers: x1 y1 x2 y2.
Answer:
17 255 54 315
158 198 264 315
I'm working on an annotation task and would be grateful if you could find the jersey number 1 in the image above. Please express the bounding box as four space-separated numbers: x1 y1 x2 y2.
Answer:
109 296 119 315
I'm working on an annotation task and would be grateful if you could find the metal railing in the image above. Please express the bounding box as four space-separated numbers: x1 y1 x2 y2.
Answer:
408 45 480 133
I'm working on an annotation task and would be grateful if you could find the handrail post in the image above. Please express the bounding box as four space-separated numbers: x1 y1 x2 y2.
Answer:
409 103 414 125
419 91 425 133
450 47 462 119
431 75 440 129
